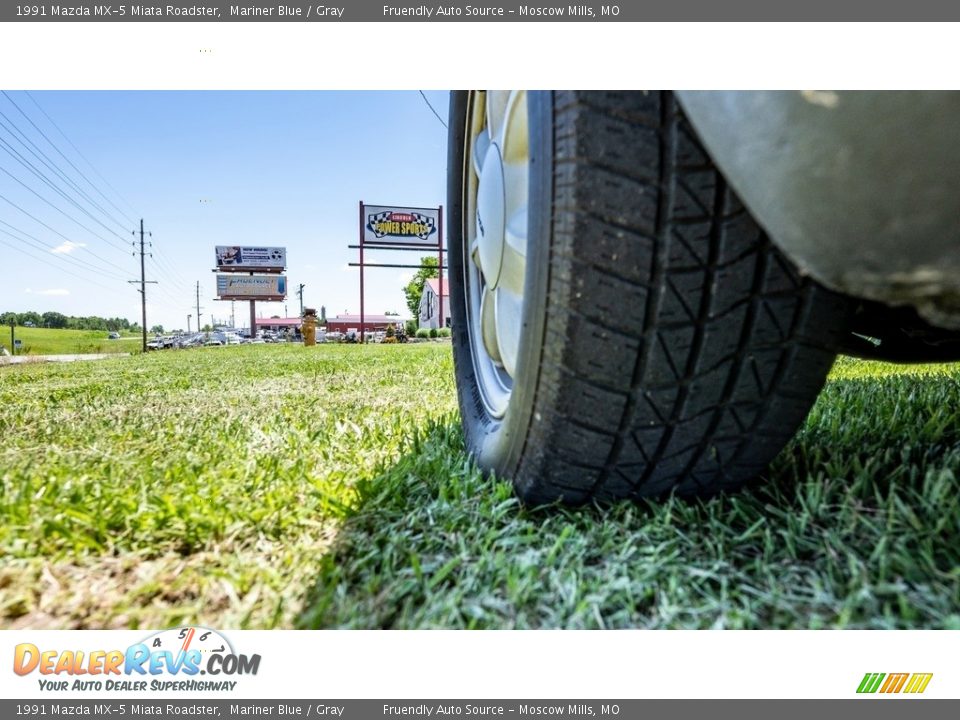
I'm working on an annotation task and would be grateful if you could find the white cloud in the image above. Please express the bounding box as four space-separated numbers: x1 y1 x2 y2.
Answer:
25 288 70 296
50 241 86 254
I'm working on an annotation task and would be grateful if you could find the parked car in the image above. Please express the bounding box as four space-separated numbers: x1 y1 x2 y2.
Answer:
107 332 121 340
447 90 960 505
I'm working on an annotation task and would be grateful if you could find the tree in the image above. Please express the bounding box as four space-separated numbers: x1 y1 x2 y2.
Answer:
150 324 164 334
42 311 68 329
403 256 439 318
17 311 40 327
0 312 17 326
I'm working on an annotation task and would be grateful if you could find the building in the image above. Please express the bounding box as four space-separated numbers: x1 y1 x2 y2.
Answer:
419 277 450 330
255 317 303 333
324 314 402 334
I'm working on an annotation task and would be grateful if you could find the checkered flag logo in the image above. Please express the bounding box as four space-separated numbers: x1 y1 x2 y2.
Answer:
411 213 436 239
367 211 393 238
367 211 437 240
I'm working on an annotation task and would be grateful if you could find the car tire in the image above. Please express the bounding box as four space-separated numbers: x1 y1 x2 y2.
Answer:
448 90 850 505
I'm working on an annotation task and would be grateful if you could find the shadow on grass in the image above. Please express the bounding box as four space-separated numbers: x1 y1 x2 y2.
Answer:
298 370 960 630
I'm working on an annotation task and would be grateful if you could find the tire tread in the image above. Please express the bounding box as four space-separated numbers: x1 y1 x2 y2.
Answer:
514 91 847 503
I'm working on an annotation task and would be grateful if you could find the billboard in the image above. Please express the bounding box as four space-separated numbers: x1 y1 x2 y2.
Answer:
216 274 287 301
215 246 286 271
362 205 440 246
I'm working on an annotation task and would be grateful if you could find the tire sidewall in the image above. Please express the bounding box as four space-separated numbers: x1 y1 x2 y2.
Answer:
448 90 554 481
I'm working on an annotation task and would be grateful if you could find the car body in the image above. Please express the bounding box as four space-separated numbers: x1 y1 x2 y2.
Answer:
676 91 960 348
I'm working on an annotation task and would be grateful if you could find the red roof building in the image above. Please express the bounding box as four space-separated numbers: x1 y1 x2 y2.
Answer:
324 314 403 333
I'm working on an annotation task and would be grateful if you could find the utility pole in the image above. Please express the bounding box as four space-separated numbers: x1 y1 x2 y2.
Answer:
195 281 203 332
187 314 192 333
297 283 305 315
128 219 156 353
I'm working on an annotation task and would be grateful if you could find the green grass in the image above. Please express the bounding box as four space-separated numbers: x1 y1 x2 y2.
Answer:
1 348 959 629
4 327 140 356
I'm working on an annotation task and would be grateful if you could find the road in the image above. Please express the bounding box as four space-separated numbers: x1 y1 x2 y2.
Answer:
0 353 130 365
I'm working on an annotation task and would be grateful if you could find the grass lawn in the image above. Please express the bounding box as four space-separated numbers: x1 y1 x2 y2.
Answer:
1 346 958 629
4 327 141 356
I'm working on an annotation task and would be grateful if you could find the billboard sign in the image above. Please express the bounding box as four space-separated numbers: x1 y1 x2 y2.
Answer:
216 274 287 301
215 246 286 271
362 205 440 246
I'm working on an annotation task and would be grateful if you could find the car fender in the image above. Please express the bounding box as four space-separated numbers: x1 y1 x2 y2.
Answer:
676 90 960 329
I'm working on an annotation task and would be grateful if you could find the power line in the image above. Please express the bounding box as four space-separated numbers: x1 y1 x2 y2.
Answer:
0 130 132 252
149 255 190 293
0 191 132 276
0 222 129 282
25 91 139 223
149 239 194 291
0 163 132 259
3 91 139 228
418 91 448 129
0 110 131 237
148 259 198 310
0 234 123 293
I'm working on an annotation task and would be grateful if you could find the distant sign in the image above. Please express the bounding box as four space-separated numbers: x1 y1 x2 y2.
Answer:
363 205 439 246
216 274 287 301
215 246 286 271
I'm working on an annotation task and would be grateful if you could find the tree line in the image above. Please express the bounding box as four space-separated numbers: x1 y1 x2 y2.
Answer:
0 310 139 332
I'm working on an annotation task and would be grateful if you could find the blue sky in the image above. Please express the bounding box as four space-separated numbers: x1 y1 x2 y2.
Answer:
0 90 449 330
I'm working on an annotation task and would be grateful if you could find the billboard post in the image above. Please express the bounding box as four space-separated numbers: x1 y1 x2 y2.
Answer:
359 201 365 343
438 205 444 334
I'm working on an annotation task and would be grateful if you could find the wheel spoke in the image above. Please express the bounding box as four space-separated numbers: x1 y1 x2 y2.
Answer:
472 129 490 178
502 158 528 222
494 287 523 378
500 91 529 163
499 208 527 296
475 141 506 290
485 91 510 147
470 237 482 271
480 286 502 364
